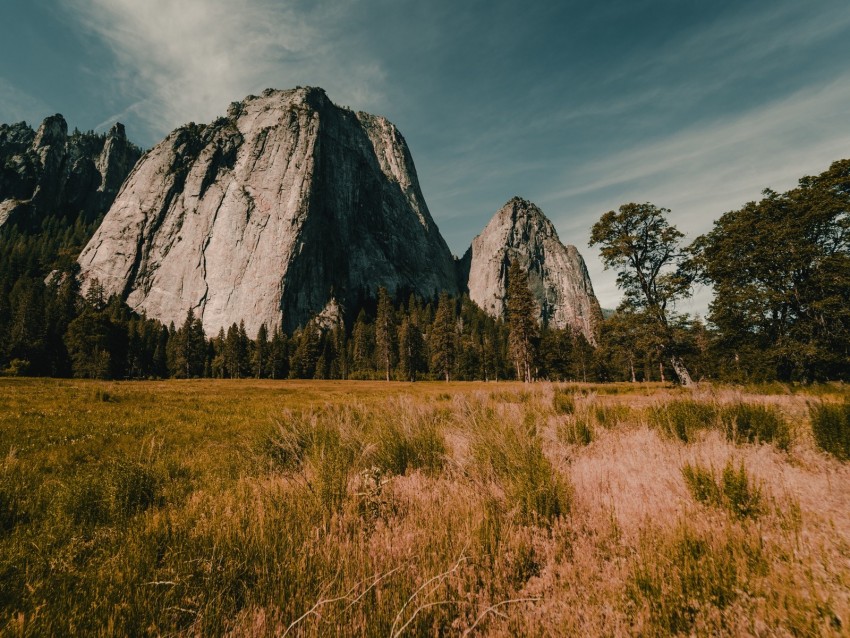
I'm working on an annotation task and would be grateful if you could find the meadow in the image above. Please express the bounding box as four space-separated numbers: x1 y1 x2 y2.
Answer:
0 378 848 636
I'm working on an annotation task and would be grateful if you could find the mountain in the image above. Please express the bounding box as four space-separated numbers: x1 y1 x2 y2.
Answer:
0 115 142 229
460 197 602 343
77 87 458 337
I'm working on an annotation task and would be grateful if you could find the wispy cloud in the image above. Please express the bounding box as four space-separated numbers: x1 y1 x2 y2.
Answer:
547 74 850 311
60 0 386 143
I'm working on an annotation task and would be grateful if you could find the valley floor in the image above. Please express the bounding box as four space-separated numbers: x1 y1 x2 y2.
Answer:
0 379 848 636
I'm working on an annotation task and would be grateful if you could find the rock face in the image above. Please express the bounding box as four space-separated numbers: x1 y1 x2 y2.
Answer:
461 197 602 343
78 87 458 336
0 116 142 228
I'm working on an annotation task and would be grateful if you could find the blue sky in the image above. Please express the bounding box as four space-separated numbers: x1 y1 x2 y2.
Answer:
2 0 850 312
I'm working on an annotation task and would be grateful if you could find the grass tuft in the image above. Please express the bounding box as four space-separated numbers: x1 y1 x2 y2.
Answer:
552 389 576 414
683 460 763 519
810 400 850 460
722 403 790 449
473 413 571 526
629 521 764 636
651 400 718 442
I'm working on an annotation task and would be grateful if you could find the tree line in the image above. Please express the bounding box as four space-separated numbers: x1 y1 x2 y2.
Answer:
0 159 847 382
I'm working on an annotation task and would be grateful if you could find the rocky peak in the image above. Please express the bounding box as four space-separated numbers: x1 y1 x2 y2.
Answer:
0 121 36 152
78 86 458 337
34 114 68 149
463 197 602 343
0 115 142 229
107 122 126 140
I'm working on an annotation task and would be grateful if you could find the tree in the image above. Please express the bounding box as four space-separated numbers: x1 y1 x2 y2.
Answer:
174 309 206 378
64 308 115 379
506 260 538 383
253 323 269 378
269 326 289 379
691 159 850 381
290 322 321 378
374 287 397 381
351 309 375 376
539 327 574 381
398 315 426 382
590 203 695 386
430 293 456 382
223 322 248 378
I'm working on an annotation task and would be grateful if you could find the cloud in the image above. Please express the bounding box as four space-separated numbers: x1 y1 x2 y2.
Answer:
545 74 850 312
60 0 386 143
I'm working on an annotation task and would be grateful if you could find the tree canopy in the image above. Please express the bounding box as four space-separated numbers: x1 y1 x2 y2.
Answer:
692 159 850 381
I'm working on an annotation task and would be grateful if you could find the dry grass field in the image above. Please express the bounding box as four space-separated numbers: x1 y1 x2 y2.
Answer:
0 379 848 636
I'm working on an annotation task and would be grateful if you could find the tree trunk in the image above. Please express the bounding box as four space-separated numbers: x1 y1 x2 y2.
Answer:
670 355 695 387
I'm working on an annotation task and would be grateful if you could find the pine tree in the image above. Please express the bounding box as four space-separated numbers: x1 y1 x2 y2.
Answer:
430 293 456 382
269 326 289 379
64 308 114 379
253 323 269 378
375 287 397 381
351 309 374 376
224 323 242 378
506 260 538 383
290 322 321 378
398 316 426 382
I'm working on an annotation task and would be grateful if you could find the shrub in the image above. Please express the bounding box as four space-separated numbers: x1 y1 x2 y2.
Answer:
722 403 790 449
810 401 850 460
651 400 717 443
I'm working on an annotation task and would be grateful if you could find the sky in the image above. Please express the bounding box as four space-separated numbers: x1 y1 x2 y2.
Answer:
2 0 850 313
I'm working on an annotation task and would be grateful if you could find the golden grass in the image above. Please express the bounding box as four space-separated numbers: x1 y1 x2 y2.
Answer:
0 378 848 636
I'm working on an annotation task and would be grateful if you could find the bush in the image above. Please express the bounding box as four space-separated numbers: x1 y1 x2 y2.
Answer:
810 401 850 460
722 403 789 449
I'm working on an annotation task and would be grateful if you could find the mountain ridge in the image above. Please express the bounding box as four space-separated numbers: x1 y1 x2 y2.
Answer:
77 86 459 336
0 87 602 340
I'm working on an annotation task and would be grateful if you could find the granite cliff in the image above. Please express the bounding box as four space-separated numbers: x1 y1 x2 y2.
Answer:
78 87 458 336
460 197 602 343
0 116 141 228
